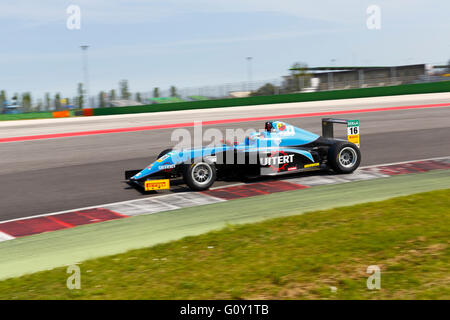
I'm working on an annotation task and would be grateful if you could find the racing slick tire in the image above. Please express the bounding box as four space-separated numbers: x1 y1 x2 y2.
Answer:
183 161 217 191
328 141 361 174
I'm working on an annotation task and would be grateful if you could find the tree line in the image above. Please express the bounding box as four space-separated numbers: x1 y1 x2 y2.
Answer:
1 80 180 112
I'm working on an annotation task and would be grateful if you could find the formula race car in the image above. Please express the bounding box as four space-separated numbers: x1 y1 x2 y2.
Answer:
125 118 361 191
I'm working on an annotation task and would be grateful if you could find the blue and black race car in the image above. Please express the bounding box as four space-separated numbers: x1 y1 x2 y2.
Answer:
125 118 361 191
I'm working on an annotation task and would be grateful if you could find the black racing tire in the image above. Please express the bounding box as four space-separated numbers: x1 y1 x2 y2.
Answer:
328 141 361 174
157 148 172 159
183 161 217 191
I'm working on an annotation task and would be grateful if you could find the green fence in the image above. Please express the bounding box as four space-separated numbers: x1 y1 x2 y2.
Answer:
93 81 450 116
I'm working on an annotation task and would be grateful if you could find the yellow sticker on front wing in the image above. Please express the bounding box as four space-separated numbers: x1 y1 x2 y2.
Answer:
145 179 170 191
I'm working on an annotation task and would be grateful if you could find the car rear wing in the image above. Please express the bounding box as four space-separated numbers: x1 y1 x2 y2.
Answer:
322 118 360 147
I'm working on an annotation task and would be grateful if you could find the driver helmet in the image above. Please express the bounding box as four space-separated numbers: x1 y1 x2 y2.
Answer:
265 121 274 132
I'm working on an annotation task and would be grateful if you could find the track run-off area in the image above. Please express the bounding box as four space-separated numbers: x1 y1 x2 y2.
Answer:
0 92 449 222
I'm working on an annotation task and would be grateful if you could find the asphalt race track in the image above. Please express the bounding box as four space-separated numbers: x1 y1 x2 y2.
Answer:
0 94 449 221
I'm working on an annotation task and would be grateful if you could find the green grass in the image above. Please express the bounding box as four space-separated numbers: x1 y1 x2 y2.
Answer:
0 189 448 300
188 95 210 101
148 97 186 104
0 112 54 121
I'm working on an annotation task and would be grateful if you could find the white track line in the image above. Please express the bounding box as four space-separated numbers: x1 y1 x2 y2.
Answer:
0 232 15 241
360 156 450 169
0 155 448 225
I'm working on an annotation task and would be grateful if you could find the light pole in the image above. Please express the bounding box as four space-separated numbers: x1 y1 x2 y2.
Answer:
328 58 336 90
246 57 253 92
80 45 90 108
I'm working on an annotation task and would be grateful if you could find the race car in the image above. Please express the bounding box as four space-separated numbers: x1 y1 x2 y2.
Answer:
125 118 361 191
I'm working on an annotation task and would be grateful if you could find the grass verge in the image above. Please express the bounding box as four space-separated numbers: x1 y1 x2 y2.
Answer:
0 112 54 121
0 189 449 300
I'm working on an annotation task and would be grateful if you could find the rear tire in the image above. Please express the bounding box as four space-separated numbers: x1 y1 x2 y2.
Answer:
328 141 361 174
183 161 217 191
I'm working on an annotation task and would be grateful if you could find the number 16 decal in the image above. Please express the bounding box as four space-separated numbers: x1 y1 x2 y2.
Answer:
347 120 360 147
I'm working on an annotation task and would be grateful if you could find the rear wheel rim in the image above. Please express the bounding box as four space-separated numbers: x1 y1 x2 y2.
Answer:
338 147 357 168
191 163 213 185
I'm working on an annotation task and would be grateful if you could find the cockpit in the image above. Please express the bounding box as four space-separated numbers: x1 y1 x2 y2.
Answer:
222 120 319 149
242 122 278 146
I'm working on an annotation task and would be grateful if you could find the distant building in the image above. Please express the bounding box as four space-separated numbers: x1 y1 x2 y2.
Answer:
109 99 144 107
229 91 251 98
285 64 428 91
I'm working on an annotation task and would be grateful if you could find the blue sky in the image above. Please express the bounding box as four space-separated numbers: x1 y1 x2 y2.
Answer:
0 0 449 99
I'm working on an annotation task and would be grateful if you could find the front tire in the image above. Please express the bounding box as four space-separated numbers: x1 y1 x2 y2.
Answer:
328 141 361 174
183 161 217 191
